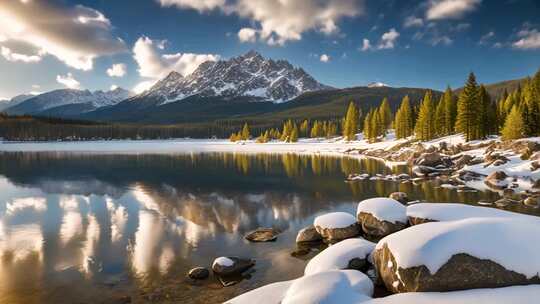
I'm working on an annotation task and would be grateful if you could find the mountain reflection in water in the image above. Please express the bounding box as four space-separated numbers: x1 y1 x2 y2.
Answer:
0 152 506 303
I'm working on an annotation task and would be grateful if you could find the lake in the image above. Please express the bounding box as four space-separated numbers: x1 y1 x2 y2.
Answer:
0 151 534 303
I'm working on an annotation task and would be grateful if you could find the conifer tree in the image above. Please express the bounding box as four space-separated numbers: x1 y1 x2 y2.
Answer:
456 73 479 141
300 120 310 137
343 102 359 141
476 85 493 139
434 97 446 136
415 90 436 141
326 121 337 138
394 95 413 139
378 98 393 131
501 105 525 140
363 109 374 142
310 121 320 138
241 123 250 140
280 120 293 141
522 79 540 136
372 109 382 140
290 124 299 142
442 87 457 135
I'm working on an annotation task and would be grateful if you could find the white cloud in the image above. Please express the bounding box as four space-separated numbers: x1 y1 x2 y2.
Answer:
319 54 330 62
133 36 219 80
479 31 495 45
361 38 372 51
107 63 127 77
56 73 81 89
238 28 258 43
513 28 540 50
32 84 40 89
426 0 482 20
159 0 363 46
0 46 42 63
378 28 400 49
133 80 157 94
0 1 125 70
158 0 227 12
432 35 453 46
404 16 424 28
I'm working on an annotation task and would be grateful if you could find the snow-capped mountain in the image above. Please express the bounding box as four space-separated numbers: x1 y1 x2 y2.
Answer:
367 82 390 88
139 50 332 104
0 94 35 111
5 87 132 115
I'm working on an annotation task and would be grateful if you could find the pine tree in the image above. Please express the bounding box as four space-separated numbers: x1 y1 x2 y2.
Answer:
310 121 320 138
456 73 479 141
501 105 525 140
395 95 413 138
300 120 310 138
342 102 359 141
280 120 293 141
476 85 492 139
434 97 446 136
363 109 374 142
415 90 436 141
522 79 540 136
241 123 250 140
442 87 457 135
378 98 393 132
289 124 299 142
371 109 382 140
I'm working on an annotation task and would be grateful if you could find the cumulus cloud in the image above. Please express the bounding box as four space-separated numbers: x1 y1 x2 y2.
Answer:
432 35 453 46
0 1 126 70
404 16 424 28
238 28 258 43
159 0 363 46
319 54 330 62
56 73 81 89
426 0 481 20
107 63 127 77
478 31 495 45
361 38 372 51
378 28 400 49
133 36 219 79
158 0 227 12
1 46 42 63
513 27 540 50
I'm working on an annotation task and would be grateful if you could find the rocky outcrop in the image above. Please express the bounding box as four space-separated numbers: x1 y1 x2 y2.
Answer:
314 212 360 242
356 198 408 238
484 171 509 190
187 267 210 280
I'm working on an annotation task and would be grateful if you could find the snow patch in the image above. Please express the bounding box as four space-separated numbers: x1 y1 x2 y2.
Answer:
213 256 234 267
314 212 357 229
304 238 376 275
357 198 407 224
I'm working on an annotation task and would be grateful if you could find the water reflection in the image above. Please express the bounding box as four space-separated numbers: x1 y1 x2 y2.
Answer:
0 152 517 303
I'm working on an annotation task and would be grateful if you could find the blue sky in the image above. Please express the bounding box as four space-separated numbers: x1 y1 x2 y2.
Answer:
0 0 539 99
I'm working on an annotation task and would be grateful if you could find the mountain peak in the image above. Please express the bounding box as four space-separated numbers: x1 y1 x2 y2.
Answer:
368 82 389 88
139 51 332 105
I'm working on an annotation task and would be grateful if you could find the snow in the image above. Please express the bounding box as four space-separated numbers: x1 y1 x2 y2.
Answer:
356 198 407 224
314 212 357 229
213 256 234 267
407 203 538 223
376 217 540 278
366 285 540 304
227 280 293 304
281 270 373 304
304 238 376 275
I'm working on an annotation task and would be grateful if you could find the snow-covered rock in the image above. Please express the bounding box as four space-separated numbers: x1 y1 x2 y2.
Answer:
227 270 373 304
139 51 332 105
356 198 408 237
373 217 540 293
304 238 376 275
296 225 322 243
406 203 537 225
388 192 408 204
282 270 373 304
365 285 540 304
212 256 255 276
314 212 360 241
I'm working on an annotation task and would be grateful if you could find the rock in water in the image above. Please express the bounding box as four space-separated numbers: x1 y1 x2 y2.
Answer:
389 192 408 204
187 267 210 280
373 218 540 293
295 225 322 243
212 257 255 276
314 212 360 242
356 198 408 237
484 171 509 190
244 227 280 242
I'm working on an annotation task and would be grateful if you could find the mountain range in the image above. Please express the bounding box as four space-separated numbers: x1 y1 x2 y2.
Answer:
1 51 527 125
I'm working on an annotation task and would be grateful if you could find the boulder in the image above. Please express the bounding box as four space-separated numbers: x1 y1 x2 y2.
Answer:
373 218 540 293
453 154 473 168
244 227 281 242
414 152 445 167
534 179 540 189
494 198 518 208
412 165 437 177
212 257 255 276
523 196 540 207
295 225 322 243
356 198 408 237
484 171 509 190
304 238 376 275
187 267 210 280
389 192 408 204
314 212 360 241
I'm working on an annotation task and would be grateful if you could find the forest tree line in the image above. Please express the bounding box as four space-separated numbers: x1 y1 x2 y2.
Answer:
231 69 540 143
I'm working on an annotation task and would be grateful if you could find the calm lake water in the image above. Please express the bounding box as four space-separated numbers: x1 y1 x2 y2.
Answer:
0 152 536 304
